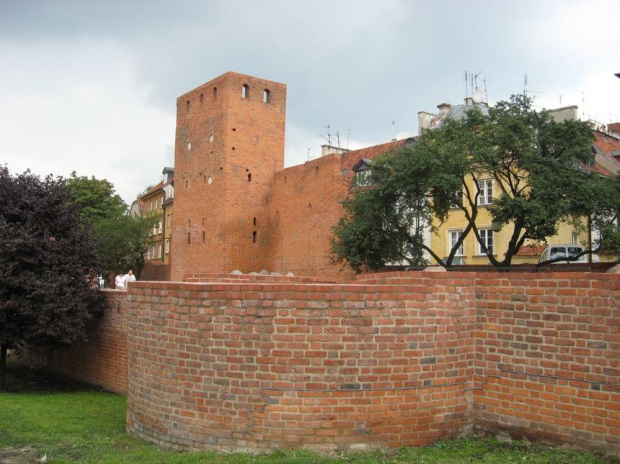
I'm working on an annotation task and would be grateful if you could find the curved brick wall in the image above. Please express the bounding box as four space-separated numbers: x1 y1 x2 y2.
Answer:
125 271 619 454
126 275 477 452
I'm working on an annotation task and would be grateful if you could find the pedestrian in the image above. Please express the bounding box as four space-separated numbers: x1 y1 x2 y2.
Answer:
115 272 125 290
123 269 136 288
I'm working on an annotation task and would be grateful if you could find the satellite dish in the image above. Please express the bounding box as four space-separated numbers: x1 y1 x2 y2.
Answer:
396 131 411 141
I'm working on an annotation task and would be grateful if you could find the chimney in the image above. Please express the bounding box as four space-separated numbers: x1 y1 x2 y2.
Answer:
437 103 452 116
418 111 435 133
321 145 350 157
548 105 578 123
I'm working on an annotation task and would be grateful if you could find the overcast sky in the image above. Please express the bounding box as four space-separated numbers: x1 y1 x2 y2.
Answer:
1 0 618 204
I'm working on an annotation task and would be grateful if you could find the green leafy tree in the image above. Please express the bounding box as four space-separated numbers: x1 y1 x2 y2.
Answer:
93 211 157 279
0 167 106 390
67 173 156 281
333 95 618 271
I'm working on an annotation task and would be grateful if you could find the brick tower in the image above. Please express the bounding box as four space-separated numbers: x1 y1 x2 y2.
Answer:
170 72 287 280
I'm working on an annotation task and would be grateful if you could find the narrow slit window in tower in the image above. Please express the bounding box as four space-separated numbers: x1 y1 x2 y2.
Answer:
252 231 257 243
263 89 270 103
242 84 249 99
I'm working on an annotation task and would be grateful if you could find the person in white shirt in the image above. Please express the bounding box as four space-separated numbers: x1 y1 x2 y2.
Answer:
123 270 137 288
115 273 125 290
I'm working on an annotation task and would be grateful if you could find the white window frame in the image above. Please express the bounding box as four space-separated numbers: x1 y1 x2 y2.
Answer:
449 230 464 256
450 189 463 209
477 179 493 206
571 231 579 245
477 228 494 255
354 169 372 187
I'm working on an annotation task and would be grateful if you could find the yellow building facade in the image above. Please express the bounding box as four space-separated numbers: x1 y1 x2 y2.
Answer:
430 175 589 266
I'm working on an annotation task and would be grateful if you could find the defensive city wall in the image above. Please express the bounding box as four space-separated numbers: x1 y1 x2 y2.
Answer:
42 271 619 454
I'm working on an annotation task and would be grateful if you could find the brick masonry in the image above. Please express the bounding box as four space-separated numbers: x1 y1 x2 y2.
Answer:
168 72 398 282
38 271 618 453
45 290 129 394
170 72 287 280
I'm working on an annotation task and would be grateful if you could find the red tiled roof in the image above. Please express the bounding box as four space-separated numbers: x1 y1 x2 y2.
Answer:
341 138 414 171
593 164 613 176
608 122 620 133
516 245 545 256
593 131 620 157
140 180 164 199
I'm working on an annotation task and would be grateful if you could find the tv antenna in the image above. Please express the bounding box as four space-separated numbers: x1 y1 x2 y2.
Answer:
320 125 332 146
523 74 543 101
463 70 484 99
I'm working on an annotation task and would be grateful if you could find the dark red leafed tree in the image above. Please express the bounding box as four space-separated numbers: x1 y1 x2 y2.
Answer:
0 167 106 390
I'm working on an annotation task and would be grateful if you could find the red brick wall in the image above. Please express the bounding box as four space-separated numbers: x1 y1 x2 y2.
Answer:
265 154 354 280
126 275 477 452
140 262 170 281
170 72 286 280
46 290 128 394
37 271 618 454
472 272 619 451
124 271 618 454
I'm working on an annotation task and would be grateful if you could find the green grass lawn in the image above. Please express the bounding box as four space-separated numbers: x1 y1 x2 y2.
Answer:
0 364 617 463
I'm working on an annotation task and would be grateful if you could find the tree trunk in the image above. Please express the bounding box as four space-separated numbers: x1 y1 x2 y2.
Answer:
0 343 7 391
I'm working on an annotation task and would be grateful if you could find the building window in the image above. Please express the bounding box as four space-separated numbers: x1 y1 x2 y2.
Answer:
449 230 464 256
248 173 252 182
165 239 170 254
571 231 579 245
199 93 204 104
252 231 257 243
187 232 191 244
478 228 494 255
158 221 162 233
263 89 270 103
354 169 372 187
242 84 249 99
213 87 217 99
186 100 190 112
450 190 463 209
478 179 493 206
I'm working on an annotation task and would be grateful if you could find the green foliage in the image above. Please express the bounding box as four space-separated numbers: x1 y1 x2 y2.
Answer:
333 95 617 270
66 171 127 224
93 211 157 279
0 167 106 389
67 173 157 280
